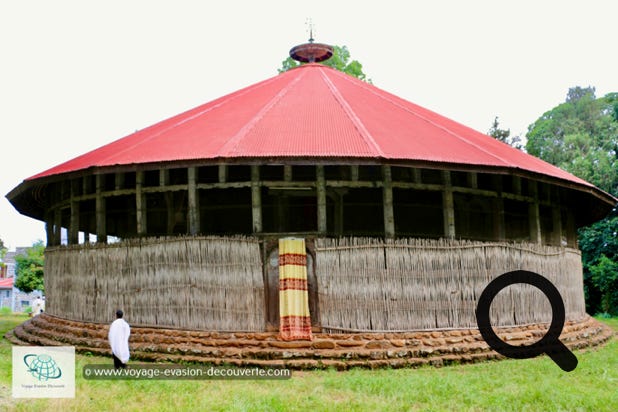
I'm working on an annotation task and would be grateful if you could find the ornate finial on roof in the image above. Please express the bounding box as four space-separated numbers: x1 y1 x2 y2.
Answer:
307 18 315 43
289 19 333 63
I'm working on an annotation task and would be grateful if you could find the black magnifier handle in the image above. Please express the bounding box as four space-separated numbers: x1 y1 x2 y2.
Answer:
545 340 578 372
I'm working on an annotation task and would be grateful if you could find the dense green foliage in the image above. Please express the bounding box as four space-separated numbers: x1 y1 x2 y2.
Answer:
278 45 370 82
14 240 45 293
526 87 618 315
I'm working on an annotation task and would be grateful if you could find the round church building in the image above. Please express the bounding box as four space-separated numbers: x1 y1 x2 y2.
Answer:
6 41 615 368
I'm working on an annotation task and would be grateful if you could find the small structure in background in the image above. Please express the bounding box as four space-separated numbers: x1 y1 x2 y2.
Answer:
0 248 42 313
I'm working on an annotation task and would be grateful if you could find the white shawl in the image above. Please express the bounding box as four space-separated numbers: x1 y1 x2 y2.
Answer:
108 318 131 363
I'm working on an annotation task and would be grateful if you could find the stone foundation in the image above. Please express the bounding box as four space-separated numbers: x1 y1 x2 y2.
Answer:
5 314 614 370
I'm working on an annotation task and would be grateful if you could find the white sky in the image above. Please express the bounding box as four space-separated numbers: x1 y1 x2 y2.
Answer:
1 0 617 250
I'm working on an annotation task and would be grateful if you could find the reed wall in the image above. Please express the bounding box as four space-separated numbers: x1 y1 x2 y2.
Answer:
44 237 265 331
45 236 586 333
315 238 586 332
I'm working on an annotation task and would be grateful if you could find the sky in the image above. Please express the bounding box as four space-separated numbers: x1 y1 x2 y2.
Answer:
1 0 617 250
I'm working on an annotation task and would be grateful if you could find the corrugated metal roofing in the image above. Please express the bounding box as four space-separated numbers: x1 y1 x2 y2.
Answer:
27 63 592 189
0 277 14 289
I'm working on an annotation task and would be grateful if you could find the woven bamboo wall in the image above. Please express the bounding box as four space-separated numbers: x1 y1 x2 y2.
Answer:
315 238 586 332
44 237 265 331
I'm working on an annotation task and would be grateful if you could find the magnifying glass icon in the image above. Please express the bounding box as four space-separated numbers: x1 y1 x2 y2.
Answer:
475 270 578 372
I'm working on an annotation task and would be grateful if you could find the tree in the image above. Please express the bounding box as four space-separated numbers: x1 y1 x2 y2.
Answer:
278 45 371 82
15 241 45 293
488 116 523 149
0 237 6 275
526 87 618 314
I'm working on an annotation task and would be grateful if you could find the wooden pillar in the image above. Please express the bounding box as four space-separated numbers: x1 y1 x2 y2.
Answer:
69 180 79 245
82 175 92 195
335 191 344 236
492 176 505 241
45 212 55 247
528 181 541 243
442 171 456 238
115 172 125 190
251 165 262 233
552 207 563 246
493 198 506 240
159 169 169 186
317 165 327 234
188 167 200 235
284 165 293 182
351 165 359 181
159 169 174 233
382 165 395 238
551 189 563 246
218 164 227 183
412 168 422 184
565 210 577 247
95 174 106 243
136 171 147 236
53 208 62 245
467 172 478 189
513 175 522 195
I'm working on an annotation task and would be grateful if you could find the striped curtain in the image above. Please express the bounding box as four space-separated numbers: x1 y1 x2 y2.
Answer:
278 238 312 341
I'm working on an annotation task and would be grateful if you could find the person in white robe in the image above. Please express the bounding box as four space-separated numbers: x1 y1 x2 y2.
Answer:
108 309 131 369
32 296 44 315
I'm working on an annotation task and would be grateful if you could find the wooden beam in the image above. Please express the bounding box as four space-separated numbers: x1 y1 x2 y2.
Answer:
317 166 327 234
188 167 200 235
442 171 456 238
251 165 262 233
136 171 147 236
95 174 106 243
528 181 541 243
382 165 395 238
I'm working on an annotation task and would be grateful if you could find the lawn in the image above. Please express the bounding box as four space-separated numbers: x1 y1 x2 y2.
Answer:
1 314 617 411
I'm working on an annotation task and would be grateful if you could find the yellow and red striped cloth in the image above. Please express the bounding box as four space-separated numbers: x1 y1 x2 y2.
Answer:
279 238 312 341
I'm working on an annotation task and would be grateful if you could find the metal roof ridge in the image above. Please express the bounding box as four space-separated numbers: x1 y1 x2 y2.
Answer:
329 69 514 166
318 67 385 157
216 69 308 157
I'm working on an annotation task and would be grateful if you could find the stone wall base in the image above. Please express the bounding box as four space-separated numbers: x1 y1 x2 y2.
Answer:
6 314 614 370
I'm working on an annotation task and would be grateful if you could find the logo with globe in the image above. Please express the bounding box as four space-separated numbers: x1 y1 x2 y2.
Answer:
23 353 62 381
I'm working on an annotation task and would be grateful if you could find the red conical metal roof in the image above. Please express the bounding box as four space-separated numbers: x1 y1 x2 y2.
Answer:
26 64 594 191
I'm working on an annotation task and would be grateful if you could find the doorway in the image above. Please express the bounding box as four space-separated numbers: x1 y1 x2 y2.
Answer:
265 245 320 330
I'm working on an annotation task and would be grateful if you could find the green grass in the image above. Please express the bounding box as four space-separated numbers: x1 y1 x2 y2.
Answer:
1 314 617 411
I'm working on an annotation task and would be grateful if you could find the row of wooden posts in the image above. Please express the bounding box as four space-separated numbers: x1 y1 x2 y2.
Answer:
43 164 571 246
